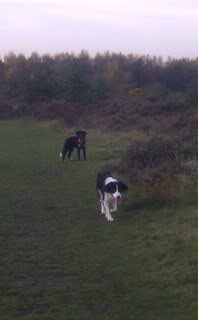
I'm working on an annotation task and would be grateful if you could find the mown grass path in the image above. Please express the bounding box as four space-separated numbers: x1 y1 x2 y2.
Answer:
0 120 198 320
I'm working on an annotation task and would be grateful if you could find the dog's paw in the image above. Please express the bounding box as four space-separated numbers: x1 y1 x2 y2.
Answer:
106 215 114 222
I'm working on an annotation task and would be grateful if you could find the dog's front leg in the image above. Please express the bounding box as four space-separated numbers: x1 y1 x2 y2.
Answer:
98 190 105 214
100 200 106 215
104 200 114 222
110 199 117 212
82 146 86 160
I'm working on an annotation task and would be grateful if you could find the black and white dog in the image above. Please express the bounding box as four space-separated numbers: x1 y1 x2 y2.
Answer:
96 170 128 222
60 129 87 161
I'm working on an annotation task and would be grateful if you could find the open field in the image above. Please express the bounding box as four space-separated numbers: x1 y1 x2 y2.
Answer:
0 120 198 319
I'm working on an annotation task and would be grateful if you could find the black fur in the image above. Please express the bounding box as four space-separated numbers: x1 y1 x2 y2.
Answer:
96 170 112 198
117 181 128 192
96 170 128 198
104 182 117 193
61 130 87 161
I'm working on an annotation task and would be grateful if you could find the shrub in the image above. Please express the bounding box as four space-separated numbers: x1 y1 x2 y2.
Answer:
159 92 190 113
117 134 198 200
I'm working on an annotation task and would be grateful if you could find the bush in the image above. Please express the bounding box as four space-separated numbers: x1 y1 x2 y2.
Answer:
124 136 180 172
117 134 198 200
159 92 190 113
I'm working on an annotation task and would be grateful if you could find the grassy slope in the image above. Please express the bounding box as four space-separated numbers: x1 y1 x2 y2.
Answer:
0 120 198 320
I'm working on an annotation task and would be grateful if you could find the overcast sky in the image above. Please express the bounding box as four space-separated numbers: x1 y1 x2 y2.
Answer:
0 0 198 58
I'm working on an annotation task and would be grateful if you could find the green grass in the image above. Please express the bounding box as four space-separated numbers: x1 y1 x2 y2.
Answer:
0 120 198 320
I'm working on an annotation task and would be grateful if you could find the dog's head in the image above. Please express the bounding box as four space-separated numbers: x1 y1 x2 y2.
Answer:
104 181 128 200
76 129 87 146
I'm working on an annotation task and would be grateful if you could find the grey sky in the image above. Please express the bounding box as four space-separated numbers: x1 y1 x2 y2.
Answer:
0 0 198 58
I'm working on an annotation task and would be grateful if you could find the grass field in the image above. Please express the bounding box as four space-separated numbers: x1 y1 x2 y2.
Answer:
1 120 198 320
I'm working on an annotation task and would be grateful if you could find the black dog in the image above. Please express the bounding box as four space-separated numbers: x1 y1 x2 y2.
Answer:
60 129 87 161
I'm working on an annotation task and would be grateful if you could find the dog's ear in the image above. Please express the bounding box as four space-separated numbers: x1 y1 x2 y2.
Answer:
76 130 87 136
104 182 116 193
117 181 128 192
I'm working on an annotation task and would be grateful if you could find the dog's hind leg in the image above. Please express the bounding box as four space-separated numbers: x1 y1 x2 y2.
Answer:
61 142 69 161
68 147 74 160
77 147 81 161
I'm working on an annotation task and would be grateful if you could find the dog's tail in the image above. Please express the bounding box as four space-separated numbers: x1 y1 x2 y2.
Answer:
60 152 63 158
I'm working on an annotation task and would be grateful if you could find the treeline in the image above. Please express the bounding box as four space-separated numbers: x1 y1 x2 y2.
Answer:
1 50 198 104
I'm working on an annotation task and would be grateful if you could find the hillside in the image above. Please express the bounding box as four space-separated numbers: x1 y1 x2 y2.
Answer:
0 52 198 135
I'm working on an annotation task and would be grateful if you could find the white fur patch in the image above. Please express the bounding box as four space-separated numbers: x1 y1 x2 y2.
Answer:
112 185 121 200
104 177 117 185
